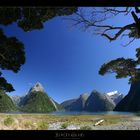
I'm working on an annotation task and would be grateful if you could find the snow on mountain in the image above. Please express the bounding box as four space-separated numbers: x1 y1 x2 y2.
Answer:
106 91 123 105
28 82 45 93
106 91 121 96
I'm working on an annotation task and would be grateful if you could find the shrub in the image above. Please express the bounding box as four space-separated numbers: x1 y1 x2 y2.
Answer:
4 117 15 126
24 121 34 129
37 121 48 130
61 122 69 129
80 125 92 130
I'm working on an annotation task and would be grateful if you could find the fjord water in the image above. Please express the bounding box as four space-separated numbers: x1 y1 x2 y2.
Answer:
49 111 135 116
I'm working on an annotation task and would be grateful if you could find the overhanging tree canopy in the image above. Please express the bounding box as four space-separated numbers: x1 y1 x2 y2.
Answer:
0 7 77 92
70 7 140 46
70 7 140 83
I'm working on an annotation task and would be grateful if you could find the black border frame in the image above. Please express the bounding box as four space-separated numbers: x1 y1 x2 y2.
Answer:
1 0 140 140
0 0 140 7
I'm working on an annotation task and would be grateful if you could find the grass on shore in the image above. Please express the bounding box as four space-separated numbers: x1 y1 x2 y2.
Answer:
3 116 15 126
0 114 134 130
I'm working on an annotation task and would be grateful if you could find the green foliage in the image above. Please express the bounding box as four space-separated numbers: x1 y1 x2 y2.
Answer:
24 121 35 129
0 29 25 72
4 116 15 126
0 91 17 112
0 29 25 92
99 58 136 76
0 78 14 92
99 57 140 84
19 91 56 113
37 121 48 130
128 28 140 38
61 122 69 129
0 7 78 32
80 125 92 130
0 7 77 92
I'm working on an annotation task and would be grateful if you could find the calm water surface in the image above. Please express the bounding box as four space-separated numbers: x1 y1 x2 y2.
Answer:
2 111 140 116
49 111 137 116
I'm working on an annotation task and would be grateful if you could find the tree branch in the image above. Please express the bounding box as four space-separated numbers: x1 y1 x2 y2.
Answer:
121 37 136 47
67 7 138 44
103 7 131 16
135 7 140 13
101 23 136 41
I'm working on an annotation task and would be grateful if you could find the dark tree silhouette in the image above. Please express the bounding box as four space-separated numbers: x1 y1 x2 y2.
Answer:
0 29 25 92
99 57 139 83
70 7 140 45
0 7 77 92
69 7 140 83
0 7 77 31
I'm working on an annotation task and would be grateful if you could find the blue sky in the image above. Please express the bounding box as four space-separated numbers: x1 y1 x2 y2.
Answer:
1 8 140 103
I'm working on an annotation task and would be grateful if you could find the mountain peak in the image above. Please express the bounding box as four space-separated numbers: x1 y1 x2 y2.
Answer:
80 93 89 101
91 90 101 95
106 91 120 96
35 82 43 87
106 91 123 105
85 90 115 112
29 82 45 93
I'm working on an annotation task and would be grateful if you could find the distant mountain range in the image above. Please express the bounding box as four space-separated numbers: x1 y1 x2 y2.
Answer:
61 90 123 112
61 93 89 111
0 82 124 113
4 81 140 113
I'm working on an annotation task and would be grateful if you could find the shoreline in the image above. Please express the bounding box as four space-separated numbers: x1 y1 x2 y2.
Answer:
0 113 139 130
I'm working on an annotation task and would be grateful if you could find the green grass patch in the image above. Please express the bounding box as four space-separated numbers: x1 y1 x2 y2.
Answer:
61 122 69 129
37 121 48 130
24 121 35 129
80 125 92 130
0 114 134 130
4 116 15 126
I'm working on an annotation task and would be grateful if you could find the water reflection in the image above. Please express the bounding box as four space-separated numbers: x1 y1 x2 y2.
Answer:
49 111 135 116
